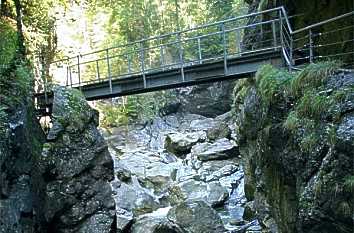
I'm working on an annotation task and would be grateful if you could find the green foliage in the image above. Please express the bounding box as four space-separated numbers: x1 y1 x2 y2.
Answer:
98 90 177 128
0 61 33 107
283 111 300 132
252 61 351 154
290 61 341 98
0 18 18 70
98 103 130 127
296 91 331 120
300 132 320 152
255 64 293 105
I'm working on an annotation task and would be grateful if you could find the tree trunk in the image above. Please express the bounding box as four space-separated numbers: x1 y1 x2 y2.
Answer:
13 0 26 59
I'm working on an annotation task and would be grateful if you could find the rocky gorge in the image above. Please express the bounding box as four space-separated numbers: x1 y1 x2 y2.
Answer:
105 108 256 232
1 0 353 232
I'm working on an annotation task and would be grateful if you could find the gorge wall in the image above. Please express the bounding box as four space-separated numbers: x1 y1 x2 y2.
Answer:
232 63 354 233
0 73 116 232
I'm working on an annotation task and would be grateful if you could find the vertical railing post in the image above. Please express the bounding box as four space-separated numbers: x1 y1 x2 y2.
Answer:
69 66 73 87
140 42 147 88
96 60 100 81
106 49 113 93
280 12 284 48
66 66 69 86
178 33 185 82
309 29 313 63
221 22 228 75
272 20 277 49
159 37 165 69
290 37 294 69
127 53 132 74
77 55 81 90
235 29 241 56
198 37 202 64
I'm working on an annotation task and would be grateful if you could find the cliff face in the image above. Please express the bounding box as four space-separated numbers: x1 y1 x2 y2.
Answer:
0 74 116 232
232 63 354 233
39 87 116 232
0 44 46 232
0 98 46 233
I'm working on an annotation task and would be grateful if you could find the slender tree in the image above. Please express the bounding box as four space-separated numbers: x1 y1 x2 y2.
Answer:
13 0 26 58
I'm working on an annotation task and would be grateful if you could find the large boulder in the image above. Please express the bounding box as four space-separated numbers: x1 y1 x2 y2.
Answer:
39 87 116 233
167 201 226 233
116 150 179 192
176 81 235 117
114 178 159 215
165 131 206 156
171 179 229 207
192 138 239 161
131 207 185 233
206 121 232 141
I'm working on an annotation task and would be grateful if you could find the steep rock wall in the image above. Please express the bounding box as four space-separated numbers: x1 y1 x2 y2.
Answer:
39 87 116 233
233 64 354 233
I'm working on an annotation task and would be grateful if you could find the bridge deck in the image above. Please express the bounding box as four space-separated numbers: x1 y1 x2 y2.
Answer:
81 49 282 100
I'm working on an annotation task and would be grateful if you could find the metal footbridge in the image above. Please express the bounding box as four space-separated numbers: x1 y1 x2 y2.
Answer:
35 7 354 115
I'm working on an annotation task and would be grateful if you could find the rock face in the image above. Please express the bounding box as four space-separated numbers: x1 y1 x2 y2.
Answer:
39 87 116 232
233 66 354 233
0 102 46 233
177 81 235 117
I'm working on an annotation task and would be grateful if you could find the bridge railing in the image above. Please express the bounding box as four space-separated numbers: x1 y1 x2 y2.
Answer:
290 11 354 68
37 7 354 96
40 7 286 92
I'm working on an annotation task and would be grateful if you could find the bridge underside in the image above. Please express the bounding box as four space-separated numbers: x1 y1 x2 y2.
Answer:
36 50 282 116
82 50 282 100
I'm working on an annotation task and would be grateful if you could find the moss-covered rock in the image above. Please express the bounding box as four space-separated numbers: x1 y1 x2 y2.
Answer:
39 87 116 233
233 63 354 233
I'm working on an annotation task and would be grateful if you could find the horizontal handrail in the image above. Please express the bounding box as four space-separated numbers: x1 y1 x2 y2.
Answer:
50 7 283 64
292 11 354 34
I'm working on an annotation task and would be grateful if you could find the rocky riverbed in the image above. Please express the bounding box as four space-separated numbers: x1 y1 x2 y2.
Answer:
103 111 263 233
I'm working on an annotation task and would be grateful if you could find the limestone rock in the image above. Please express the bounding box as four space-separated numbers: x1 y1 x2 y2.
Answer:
170 179 229 207
39 87 115 233
165 131 206 156
131 207 184 233
192 138 239 161
167 201 226 233
206 121 231 141
114 179 159 215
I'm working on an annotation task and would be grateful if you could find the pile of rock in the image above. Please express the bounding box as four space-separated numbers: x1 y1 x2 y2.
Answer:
108 112 262 233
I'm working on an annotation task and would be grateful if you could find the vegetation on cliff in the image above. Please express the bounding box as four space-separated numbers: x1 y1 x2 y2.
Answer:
233 62 354 233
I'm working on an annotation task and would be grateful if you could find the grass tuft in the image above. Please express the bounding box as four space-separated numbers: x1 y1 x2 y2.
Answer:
255 64 293 105
290 60 341 97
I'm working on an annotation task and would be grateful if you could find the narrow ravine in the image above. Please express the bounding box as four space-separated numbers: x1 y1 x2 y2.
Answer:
103 111 263 232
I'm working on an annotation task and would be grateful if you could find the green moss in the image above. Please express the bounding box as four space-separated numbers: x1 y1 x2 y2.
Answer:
296 91 331 120
245 61 351 154
255 64 293 105
290 61 340 98
300 132 320 152
283 111 300 132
